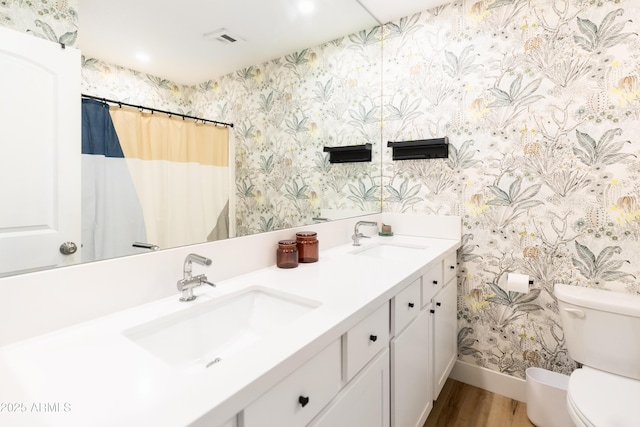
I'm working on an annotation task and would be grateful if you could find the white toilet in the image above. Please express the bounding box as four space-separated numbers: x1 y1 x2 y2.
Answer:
554 284 640 427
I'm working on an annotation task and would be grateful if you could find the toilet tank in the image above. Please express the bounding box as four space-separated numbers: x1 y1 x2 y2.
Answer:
554 284 640 380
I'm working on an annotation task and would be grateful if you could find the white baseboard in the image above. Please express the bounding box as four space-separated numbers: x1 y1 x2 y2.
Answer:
449 360 527 402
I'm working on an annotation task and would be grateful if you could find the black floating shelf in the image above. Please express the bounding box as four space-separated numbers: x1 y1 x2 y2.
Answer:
323 143 372 164
387 137 449 160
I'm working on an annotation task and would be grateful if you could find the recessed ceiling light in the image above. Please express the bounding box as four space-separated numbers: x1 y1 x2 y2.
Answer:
135 52 150 63
298 0 315 15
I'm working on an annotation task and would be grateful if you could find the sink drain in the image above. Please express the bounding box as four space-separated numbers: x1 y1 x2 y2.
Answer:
206 357 222 368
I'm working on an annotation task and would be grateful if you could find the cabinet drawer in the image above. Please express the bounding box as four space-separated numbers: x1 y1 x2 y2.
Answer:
421 262 443 307
242 339 341 427
443 251 457 284
391 278 421 337
343 302 389 382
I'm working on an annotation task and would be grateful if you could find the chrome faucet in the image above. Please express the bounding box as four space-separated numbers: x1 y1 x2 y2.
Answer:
352 221 378 246
177 253 215 302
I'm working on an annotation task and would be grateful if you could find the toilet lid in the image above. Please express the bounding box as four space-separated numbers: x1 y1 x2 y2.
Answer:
568 367 640 427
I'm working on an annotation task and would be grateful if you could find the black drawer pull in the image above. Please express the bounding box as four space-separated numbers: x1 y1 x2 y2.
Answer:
299 395 310 407
430 309 435 314
408 302 415 308
450 265 455 270
369 334 378 342
436 302 442 307
432 280 438 285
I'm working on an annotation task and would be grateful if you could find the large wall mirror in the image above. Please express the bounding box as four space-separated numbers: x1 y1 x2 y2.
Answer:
0 0 384 277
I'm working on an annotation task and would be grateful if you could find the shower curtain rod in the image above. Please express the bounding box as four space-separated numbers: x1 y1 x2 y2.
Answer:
81 94 234 128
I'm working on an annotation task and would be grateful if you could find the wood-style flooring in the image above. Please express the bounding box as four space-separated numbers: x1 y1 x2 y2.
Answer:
424 379 536 427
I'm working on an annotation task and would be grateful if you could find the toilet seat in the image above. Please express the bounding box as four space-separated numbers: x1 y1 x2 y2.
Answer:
567 367 640 427
567 392 592 427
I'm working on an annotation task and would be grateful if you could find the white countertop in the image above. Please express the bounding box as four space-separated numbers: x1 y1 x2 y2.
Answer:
0 235 459 426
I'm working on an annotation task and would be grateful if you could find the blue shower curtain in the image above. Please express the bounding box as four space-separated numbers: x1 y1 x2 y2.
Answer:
81 99 147 262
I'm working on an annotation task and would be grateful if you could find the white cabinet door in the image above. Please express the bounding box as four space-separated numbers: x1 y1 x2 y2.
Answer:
432 280 457 399
0 26 81 275
310 349 389 427
390 307 432 427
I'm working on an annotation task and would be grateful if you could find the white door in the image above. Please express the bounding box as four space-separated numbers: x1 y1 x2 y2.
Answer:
0 26 81 276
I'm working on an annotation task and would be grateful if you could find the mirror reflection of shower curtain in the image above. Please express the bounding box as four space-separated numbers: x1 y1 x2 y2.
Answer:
109 106 230 250
81 99 147 262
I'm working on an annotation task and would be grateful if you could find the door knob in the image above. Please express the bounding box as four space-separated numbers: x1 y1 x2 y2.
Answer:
59 242 78 255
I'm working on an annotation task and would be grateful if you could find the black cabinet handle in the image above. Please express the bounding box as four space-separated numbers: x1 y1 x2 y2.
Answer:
430 309 435 314
369 334 378 342
450 265 455 270
299 395 310 407
436 302 442 306
408 302 415 308
432 280 438 285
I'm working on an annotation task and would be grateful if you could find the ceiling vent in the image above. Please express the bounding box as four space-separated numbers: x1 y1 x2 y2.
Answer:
203 28 245 44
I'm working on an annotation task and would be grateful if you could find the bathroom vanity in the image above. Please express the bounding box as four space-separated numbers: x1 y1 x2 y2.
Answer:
0 214 460 427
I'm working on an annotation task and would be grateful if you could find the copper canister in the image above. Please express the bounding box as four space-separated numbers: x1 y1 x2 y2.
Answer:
296 231 319 263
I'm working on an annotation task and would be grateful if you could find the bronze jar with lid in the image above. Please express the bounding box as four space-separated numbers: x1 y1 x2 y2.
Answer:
276 240 299 268
296 231 319 263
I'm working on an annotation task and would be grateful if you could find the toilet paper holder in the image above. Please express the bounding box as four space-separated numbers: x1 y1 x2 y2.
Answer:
505 273 534 293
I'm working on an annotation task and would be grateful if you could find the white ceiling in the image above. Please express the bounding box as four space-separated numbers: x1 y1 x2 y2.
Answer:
78 0 448 86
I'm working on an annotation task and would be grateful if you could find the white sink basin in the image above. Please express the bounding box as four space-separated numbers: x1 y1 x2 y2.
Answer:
124 288 319 370
350 243 429 261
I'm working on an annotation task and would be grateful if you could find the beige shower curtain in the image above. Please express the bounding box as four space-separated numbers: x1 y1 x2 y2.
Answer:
110 106 230 249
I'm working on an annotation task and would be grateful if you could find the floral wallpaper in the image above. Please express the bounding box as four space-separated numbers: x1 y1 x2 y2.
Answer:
81 57 196 115
0 0 78 46
193 34 382 236
382 0 640 379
